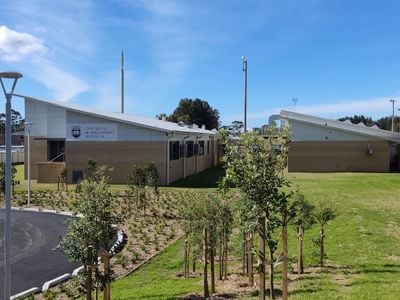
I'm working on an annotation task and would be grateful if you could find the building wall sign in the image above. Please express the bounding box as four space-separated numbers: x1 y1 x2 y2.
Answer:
66 124 118 141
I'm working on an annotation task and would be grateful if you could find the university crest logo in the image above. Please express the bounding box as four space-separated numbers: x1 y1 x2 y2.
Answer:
71 126 81 138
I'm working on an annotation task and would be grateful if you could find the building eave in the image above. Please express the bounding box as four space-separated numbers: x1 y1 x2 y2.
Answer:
19 95 216 136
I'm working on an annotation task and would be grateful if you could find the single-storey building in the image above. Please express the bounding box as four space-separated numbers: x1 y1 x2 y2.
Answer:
23 96 219 185
270 110 400 172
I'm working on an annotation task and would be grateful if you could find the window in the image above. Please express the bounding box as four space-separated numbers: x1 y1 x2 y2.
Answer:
48 140 65 162
72 170 83 184
198 141 205 155
207 140 210 154
169 141 180 160
186 141 194 158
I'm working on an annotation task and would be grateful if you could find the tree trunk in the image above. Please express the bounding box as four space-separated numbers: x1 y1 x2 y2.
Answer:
219 232 223 280
184 239 188 278
247 232 254 287
187 241 191 276
86 246 93 300
257 217 266 300
297 225 304 274
320 226 325 267
269 249 275 300
102 252 110 300
224 231 228 280
204 228 210 299
282 210 288 300
243 232 247 276
210 226 216 293
193 256 196 273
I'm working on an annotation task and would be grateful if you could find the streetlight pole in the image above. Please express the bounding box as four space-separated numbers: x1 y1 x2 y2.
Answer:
25 122 33 207
390 99 395 132
0 71 23 300
242 56 248 133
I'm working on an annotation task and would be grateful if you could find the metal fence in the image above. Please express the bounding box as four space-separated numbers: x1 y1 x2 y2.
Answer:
0 146 24 164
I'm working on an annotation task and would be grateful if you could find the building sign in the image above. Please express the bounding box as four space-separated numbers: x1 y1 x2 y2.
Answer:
67 124 118 141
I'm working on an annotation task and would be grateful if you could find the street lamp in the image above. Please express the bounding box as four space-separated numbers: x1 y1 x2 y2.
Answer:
390 99 395 132
25 122 33 207
0 71 23 300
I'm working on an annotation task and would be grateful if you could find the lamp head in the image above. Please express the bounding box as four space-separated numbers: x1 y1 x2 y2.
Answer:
0 72 23 79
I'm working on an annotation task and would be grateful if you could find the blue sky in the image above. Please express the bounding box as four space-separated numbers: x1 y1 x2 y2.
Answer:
0 0 400 128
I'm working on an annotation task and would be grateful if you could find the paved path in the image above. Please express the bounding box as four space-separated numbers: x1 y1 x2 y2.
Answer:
0 209 80 298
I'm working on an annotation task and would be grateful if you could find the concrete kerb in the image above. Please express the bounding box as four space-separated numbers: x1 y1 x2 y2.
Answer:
9 206 126 298
10 287 41 300
42 273 71 291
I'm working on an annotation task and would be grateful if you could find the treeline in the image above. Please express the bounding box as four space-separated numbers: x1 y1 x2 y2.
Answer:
339 115 400 131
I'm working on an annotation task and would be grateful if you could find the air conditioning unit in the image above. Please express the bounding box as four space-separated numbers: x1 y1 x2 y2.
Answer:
364 147 374 156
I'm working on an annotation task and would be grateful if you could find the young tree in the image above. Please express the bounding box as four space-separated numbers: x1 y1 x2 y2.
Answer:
179 192 222 297
144 162 160 197
292 193 315 274
0 162 17 195
314 200 337 267
220 126 291 300
59 161 123 297
127 165 147 214
85 159 107 183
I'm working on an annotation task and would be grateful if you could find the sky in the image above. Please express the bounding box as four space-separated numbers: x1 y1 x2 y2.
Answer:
0 0 400 129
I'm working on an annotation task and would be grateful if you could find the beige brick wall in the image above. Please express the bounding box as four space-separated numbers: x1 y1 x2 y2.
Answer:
24 136 48 180
197 153 211 173
37 162 66 183
169 158 183 183
65 141 167 185
288 140 390 172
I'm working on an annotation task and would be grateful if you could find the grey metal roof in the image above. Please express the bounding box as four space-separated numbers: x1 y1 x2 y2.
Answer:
20 95 216 135
279 110 400 143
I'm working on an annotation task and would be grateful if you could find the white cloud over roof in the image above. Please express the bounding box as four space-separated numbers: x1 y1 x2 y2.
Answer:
0 26 48 62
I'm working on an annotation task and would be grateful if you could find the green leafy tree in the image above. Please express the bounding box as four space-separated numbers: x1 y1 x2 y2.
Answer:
179 192 223 297
166 98 220 129
59 162 123 296
127 165 147 214
221 120 243 136
292 193 315 274
144 162 159 196
0 162 17 195
219 126 291 300
85 159 108 183
58 168 68 191
314 200 337 267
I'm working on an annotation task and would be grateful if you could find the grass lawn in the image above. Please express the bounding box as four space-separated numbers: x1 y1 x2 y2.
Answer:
107 239 203 300
107 171 400 299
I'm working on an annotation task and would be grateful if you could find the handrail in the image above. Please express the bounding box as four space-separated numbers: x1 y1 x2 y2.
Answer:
49 152 65 162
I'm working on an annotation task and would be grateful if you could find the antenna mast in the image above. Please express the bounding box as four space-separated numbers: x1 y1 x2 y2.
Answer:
121 51 125 113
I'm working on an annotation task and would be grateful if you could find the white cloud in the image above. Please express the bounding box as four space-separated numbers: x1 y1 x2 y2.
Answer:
30 59 89 102
0 26 89 101
294 97 394 117
0 25 48 62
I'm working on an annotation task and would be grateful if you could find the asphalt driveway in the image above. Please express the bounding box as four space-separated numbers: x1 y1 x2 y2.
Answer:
0 209 80 298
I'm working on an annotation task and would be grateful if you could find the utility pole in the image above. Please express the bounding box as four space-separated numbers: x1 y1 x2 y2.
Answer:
390 99 395 131
121 51 125 114
242 56 248 133
292 97 298 112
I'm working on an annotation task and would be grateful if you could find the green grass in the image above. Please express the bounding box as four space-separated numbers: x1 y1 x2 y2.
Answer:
169 166 225 189
107 171 400 299
14 165 400 299
108 239 203 300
